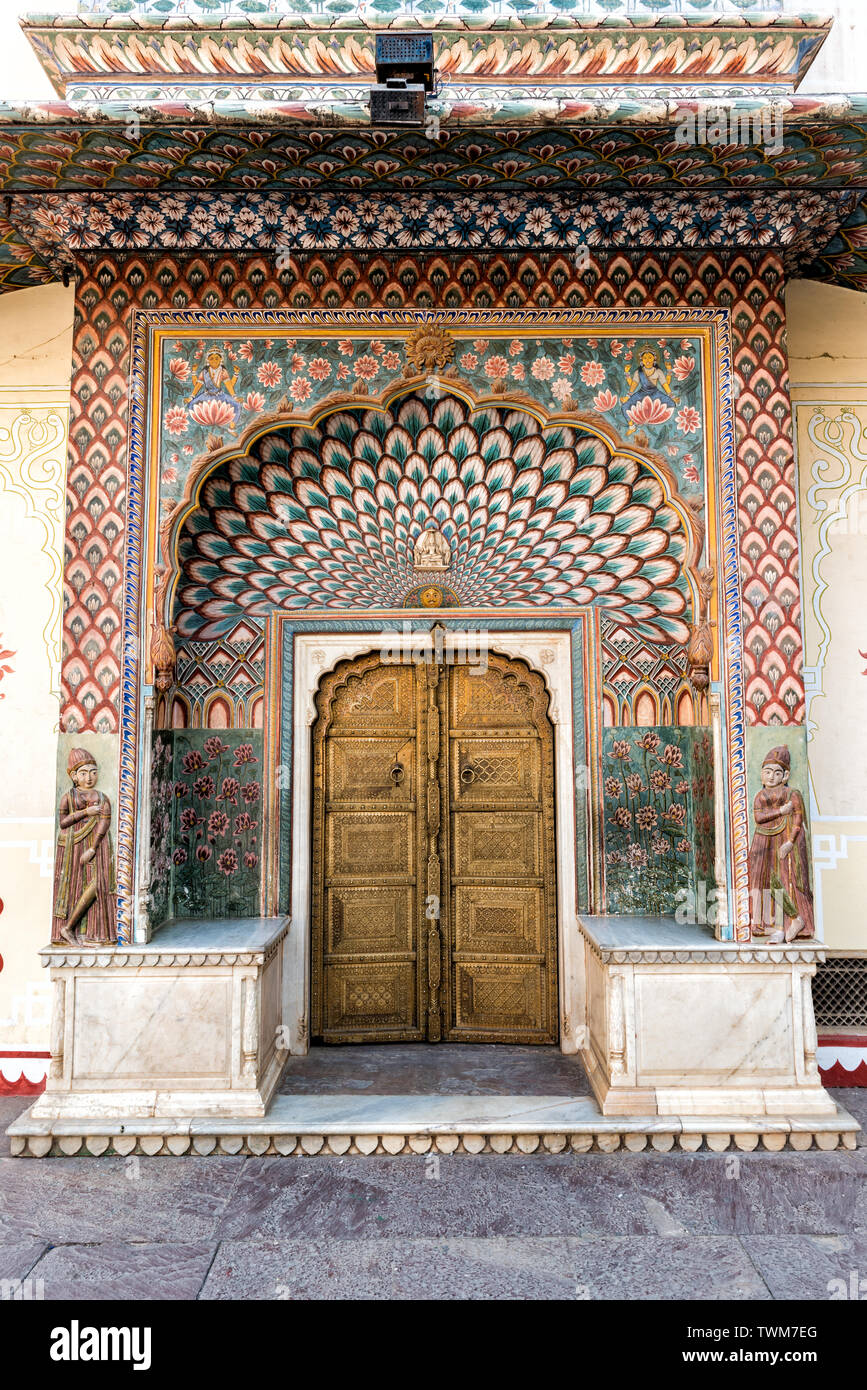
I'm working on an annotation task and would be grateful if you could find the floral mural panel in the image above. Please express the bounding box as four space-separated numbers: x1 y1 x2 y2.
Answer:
157 328 707 509
149 731 174 930
602 725 713 918
692 728 717 895
170 730 264 919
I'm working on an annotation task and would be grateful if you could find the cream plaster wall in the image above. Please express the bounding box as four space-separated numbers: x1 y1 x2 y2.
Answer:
789 278 867 951
0 281 74 1054
794 2 867 96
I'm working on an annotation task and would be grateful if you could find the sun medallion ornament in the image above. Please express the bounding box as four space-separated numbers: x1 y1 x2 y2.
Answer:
404 325 456 376
402 584 460 609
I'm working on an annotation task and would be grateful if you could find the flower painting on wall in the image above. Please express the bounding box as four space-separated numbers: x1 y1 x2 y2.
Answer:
158 330 706 503
692 730 716 890
171 730 263 918
149 733 174 929
602 727 699 916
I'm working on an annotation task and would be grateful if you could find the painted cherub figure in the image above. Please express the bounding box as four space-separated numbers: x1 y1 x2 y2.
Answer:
52 748 116 946
747 745 814 943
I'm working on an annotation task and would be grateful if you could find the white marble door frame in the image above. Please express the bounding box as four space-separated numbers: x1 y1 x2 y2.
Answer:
284 630 584 1055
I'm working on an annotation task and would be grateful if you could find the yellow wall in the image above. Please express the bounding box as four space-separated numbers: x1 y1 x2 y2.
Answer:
0 281 74 1051
788 278 867 951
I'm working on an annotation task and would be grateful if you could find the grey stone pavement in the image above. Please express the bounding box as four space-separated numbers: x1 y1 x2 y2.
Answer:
1 1049 866 1301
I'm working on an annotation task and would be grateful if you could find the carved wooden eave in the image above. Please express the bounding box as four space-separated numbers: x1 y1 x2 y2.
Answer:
22 11 832 102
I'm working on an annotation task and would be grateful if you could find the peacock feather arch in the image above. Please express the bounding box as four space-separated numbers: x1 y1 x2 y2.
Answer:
163 384 703 646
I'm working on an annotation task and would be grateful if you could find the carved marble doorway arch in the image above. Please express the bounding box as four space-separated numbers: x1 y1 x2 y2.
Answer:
309 646 559 1045
284 630 583 1057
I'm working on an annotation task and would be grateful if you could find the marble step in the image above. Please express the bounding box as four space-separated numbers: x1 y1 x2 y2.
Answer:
7 1093 859 1157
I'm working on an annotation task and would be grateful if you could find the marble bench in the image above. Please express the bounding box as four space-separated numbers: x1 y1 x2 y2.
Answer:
26 916 289 1121
579 915 837 1118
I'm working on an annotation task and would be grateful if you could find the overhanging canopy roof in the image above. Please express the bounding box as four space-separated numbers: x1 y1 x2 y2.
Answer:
1 5 864 293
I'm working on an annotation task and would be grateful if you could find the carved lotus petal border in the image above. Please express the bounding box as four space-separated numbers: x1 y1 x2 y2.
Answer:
10 1127 856 1159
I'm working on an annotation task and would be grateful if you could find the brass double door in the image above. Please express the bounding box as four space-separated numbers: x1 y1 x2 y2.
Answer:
311 647 558 1045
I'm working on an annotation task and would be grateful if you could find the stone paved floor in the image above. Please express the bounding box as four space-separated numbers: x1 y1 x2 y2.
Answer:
278 1044 594 1095
1 1082 865 1301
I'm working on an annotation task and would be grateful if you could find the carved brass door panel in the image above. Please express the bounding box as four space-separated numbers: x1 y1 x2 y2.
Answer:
445 658 558 1043
311 648 558 1044
311 656 425 1043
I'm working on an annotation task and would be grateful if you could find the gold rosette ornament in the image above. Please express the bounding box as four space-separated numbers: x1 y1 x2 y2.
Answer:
404 324 455 376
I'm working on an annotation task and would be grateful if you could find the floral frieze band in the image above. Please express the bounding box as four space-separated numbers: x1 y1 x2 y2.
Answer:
7 189 859 282
159 327 706 507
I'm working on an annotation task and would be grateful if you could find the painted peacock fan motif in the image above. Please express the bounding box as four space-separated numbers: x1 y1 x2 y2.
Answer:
175 394 690 643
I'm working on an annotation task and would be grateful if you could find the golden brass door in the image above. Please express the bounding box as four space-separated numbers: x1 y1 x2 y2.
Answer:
311 648 558 1044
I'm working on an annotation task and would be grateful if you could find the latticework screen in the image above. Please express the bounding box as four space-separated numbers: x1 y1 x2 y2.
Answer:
812 957 867 1029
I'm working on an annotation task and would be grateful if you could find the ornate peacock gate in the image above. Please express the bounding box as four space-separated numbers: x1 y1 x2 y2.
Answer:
171 389 697 644
5 0 856 1153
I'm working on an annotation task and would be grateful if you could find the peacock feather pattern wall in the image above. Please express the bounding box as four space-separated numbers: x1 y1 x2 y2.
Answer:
60 245 802 739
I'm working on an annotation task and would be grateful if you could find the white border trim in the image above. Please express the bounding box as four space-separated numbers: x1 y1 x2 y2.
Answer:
286 630 582 1055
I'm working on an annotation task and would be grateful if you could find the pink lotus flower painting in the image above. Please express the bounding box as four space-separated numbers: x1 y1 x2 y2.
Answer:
163 405 189 436
676 406 701 434
626 396 673 427
189 398 238 429
257 361 283 388
580 360 605 386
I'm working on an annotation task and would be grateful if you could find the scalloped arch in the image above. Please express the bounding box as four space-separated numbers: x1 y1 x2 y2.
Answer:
171 387 698 644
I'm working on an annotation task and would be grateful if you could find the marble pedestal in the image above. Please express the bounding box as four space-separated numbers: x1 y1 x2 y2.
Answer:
8 914 857 1157
580 916 837 1118
28 918 289 1121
